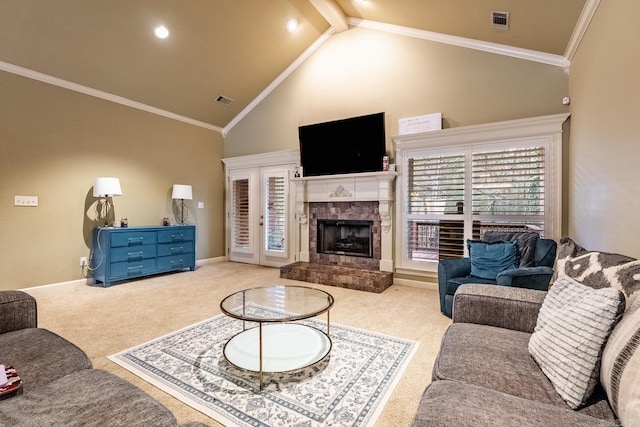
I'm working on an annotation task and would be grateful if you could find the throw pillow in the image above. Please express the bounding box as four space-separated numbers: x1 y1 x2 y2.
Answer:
529 275 625 409
483 231 539 267
467 240 518 280
553 237 640 309
600 298 640 425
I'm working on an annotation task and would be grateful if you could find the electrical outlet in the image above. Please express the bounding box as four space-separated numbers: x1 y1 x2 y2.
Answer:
14 195 38 206
80 257 87 267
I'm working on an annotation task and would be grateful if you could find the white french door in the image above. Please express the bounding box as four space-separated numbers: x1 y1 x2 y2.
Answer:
227 165 295 267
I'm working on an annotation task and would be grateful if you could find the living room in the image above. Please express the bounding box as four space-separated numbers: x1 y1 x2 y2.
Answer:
1 1 639 426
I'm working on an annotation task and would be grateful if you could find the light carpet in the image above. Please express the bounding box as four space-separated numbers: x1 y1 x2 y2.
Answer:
109 306 418 427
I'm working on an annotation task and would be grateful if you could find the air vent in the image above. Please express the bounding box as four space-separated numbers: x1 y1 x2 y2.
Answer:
215 95 234 107
491 11 509 30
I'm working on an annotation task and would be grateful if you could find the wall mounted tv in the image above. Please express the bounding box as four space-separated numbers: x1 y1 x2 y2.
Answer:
298 112 386 177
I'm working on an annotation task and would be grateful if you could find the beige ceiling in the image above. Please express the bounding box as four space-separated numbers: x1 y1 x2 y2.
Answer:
0 0 586 132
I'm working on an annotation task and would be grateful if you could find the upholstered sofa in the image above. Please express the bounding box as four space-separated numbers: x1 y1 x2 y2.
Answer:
438 231 557 318
0 290 210 426
415 238 640 427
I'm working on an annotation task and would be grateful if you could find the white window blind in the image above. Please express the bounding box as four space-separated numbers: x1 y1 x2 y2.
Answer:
264 175 286 252
407 154 465 261
404 146 546 262
472 147 545 237
231 178 250 249
472 147 544 216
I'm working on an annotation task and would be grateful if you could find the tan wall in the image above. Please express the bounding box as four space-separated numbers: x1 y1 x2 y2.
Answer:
568 0 640 257
224 27 570 159
0 71 225 290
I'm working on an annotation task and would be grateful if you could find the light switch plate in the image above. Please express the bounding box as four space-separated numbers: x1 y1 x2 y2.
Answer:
198 202 205 209
14 195 38 206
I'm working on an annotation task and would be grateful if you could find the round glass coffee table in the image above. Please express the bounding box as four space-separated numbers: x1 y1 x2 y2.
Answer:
220 285 334 389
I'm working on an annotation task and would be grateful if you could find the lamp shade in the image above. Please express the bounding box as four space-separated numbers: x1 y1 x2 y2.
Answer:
93 177 122 197
172 184 192 200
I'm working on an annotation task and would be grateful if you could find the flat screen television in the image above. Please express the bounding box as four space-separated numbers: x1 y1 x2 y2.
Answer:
298 112 386 177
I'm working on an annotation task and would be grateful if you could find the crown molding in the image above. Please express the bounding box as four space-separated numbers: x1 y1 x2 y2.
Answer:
564 0 601 68
347 18 570 69
0 60 224 133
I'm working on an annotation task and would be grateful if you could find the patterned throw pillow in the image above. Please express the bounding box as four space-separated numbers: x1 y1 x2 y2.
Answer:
529 275 625 409
553 237 640 309
600 298 640 424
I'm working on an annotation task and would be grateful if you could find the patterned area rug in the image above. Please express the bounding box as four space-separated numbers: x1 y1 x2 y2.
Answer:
108 306 418 427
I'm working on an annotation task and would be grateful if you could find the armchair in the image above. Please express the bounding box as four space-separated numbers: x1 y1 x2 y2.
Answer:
438 234 557 318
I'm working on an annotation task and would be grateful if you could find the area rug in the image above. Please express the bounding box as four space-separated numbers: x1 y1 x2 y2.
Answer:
108 305 418 427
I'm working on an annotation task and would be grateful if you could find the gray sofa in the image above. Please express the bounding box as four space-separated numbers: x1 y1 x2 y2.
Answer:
0 291 209 427
413 284 635 427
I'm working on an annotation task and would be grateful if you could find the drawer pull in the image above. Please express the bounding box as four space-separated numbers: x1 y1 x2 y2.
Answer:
170 259 184 266
170 234 185 241
127 237 144 245
127 251 144 260
127 265 143 273
171 246 184 253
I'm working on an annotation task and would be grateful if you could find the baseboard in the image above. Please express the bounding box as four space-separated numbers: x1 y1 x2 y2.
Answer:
393 277 438 290
196 256 227 265
22 278 89 291
21 257 228 291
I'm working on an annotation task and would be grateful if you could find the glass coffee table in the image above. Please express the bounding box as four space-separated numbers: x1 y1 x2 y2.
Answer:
220 285 334 389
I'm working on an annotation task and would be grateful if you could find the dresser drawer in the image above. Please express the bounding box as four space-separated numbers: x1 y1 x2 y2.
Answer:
110 245 157 263
157 253 195 272
111 231 157 248
157 242 194 257
157 228 194 244
109 259 156 279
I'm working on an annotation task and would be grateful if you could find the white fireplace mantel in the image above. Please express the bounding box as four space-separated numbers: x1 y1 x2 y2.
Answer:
293 171 397 272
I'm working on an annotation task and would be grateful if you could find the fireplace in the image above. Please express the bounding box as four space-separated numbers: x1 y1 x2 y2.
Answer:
317 219 373 258
290 171 396 272
280 171 396 292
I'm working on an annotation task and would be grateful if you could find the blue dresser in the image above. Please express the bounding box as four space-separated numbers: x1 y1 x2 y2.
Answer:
92 225 196 287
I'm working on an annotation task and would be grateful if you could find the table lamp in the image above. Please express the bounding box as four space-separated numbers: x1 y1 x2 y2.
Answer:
93 177 122 227
172 184 192 224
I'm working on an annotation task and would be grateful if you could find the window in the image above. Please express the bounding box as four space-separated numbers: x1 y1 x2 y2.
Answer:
404 146 547 264
394 114 567 272
231 177 250 251
264 174 287 252
407 154 465 261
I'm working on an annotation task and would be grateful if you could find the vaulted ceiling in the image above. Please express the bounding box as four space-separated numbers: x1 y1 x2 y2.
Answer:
0 0 587 133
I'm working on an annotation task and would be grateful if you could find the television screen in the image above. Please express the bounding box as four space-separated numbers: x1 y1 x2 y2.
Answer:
298 112 386 177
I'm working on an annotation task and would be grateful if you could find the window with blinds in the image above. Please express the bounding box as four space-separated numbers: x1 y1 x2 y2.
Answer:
407 155 465 261
405 146 546 263
264 175 286 252
231 178 250 250
472 147 545 237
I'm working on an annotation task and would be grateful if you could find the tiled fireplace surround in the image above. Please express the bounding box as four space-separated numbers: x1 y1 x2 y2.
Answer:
309 201 381 270
280 172 396 292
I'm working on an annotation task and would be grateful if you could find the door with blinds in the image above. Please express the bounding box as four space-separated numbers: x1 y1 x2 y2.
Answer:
227 166 294 267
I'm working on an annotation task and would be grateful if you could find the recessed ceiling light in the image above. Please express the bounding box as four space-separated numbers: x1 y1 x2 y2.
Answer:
285 19 298 32
154 25 170 39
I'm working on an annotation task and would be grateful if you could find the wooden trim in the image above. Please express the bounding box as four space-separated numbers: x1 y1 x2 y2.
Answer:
348 18 570 69
0 60 224 133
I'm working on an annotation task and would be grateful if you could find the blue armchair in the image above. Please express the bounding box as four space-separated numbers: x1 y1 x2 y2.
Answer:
438 235 557 318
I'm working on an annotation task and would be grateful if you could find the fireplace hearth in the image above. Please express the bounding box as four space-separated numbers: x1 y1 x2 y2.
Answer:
317 219 373 258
